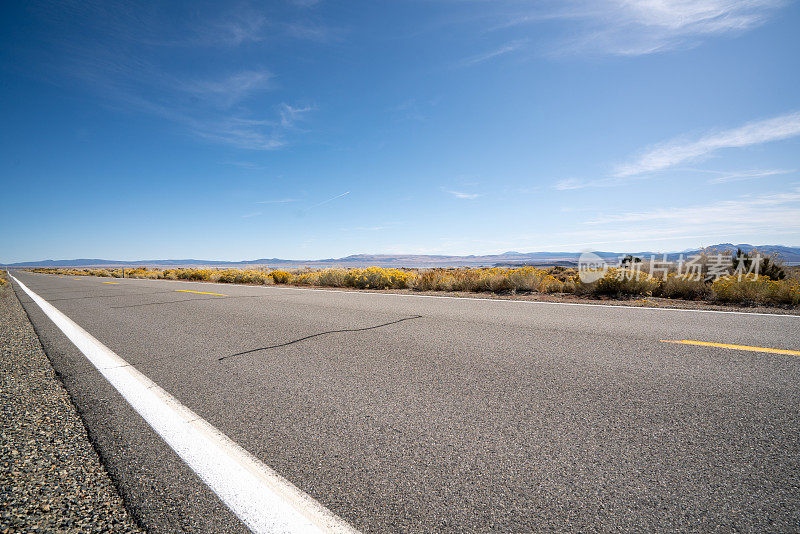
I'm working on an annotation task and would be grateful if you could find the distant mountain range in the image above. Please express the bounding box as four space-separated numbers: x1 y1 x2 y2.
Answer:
4 244 800 268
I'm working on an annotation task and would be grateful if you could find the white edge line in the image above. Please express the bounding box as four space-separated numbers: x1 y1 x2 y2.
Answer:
19 270 800 319
9 274 360 534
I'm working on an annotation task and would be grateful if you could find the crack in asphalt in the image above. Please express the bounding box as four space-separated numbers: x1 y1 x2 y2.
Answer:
110 295 263 309
219 315 423 361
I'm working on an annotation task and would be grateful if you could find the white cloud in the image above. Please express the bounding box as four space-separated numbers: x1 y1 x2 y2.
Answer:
500 0 786 56
704 168 795 183
182 70 272 108
476 186 800 252
553 178 591 190
187 116 286 150
587 186 800 226
442 188 481 199
38 5 316 151
278 104 314 128
615 111 800 177
241 211 263 218
204 13 268 47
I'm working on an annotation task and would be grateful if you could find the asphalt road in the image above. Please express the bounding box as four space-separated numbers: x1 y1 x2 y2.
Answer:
9 270 800 533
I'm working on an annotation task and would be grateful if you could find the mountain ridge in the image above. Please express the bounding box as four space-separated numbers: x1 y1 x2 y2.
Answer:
4 244 800 268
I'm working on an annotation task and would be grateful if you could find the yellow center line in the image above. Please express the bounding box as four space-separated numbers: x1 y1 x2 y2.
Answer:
660 339 800 357
102 281 120 285
73 278 82 280
174 289 226 296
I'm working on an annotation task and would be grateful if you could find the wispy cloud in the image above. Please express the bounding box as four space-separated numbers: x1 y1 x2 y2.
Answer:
284 22 343 43
340 224 397 232
241 211 263 218
186 116 287 150
614 111 800 177
278 104 315 129
211 13 268 47
442 188 481 199
182 70 272 108
495 0 786 56
222 161 266 169
482 185 800 252
702 168 796 183
256 198 299 204
458 39 527 66
587 186 800 226
34 4 318 151
553 178 591 190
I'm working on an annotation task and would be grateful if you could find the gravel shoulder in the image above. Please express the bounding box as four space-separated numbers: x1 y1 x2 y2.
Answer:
0 276 142 533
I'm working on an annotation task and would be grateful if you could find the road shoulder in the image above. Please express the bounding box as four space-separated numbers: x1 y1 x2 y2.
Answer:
0 276 142 533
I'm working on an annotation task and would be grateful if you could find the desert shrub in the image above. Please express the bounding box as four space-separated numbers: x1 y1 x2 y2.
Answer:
410 267 565 294
160 269 178 280
657 273 710 300
576 268 659 297
271 270 291 284
508 267 564 293
712 274 800 305
173 269 214 281
412 269 455 291
343 267 412 289
449 270 481 291
292 272 319 286
547 266 578 282
759 256 786 281
124 268 161 279
215 269 271 284
732 249 786 281
317 268 347 287
473 269 514 292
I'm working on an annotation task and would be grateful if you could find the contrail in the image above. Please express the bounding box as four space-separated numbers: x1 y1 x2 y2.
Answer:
307 191 350 210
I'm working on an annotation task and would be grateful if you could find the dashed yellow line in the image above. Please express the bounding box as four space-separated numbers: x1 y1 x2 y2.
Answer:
175 289 226 296
661 339 800 357
102 281 120 285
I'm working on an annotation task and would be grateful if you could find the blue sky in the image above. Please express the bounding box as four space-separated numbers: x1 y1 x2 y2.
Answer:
2 0 799 262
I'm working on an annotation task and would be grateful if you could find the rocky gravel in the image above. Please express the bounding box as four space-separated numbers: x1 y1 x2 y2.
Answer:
0 277 142 533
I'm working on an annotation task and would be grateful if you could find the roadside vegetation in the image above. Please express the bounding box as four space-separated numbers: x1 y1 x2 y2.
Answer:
24 251 800 308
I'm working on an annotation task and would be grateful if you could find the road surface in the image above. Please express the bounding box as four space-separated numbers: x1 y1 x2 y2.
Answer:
8 270 800 532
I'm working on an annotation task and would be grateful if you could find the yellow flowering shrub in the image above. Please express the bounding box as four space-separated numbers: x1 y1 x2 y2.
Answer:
712 274 800 305
412 269 456 291
343 267 412 289
216 269 271 284
508 267 564 293
20 265 799 307
317 269 347 287
270 270 291 284
292 272 319 286
577 268 660 297
658 273 709 300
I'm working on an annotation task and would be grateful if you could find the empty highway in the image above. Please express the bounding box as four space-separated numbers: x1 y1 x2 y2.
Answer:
8 270 800 533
